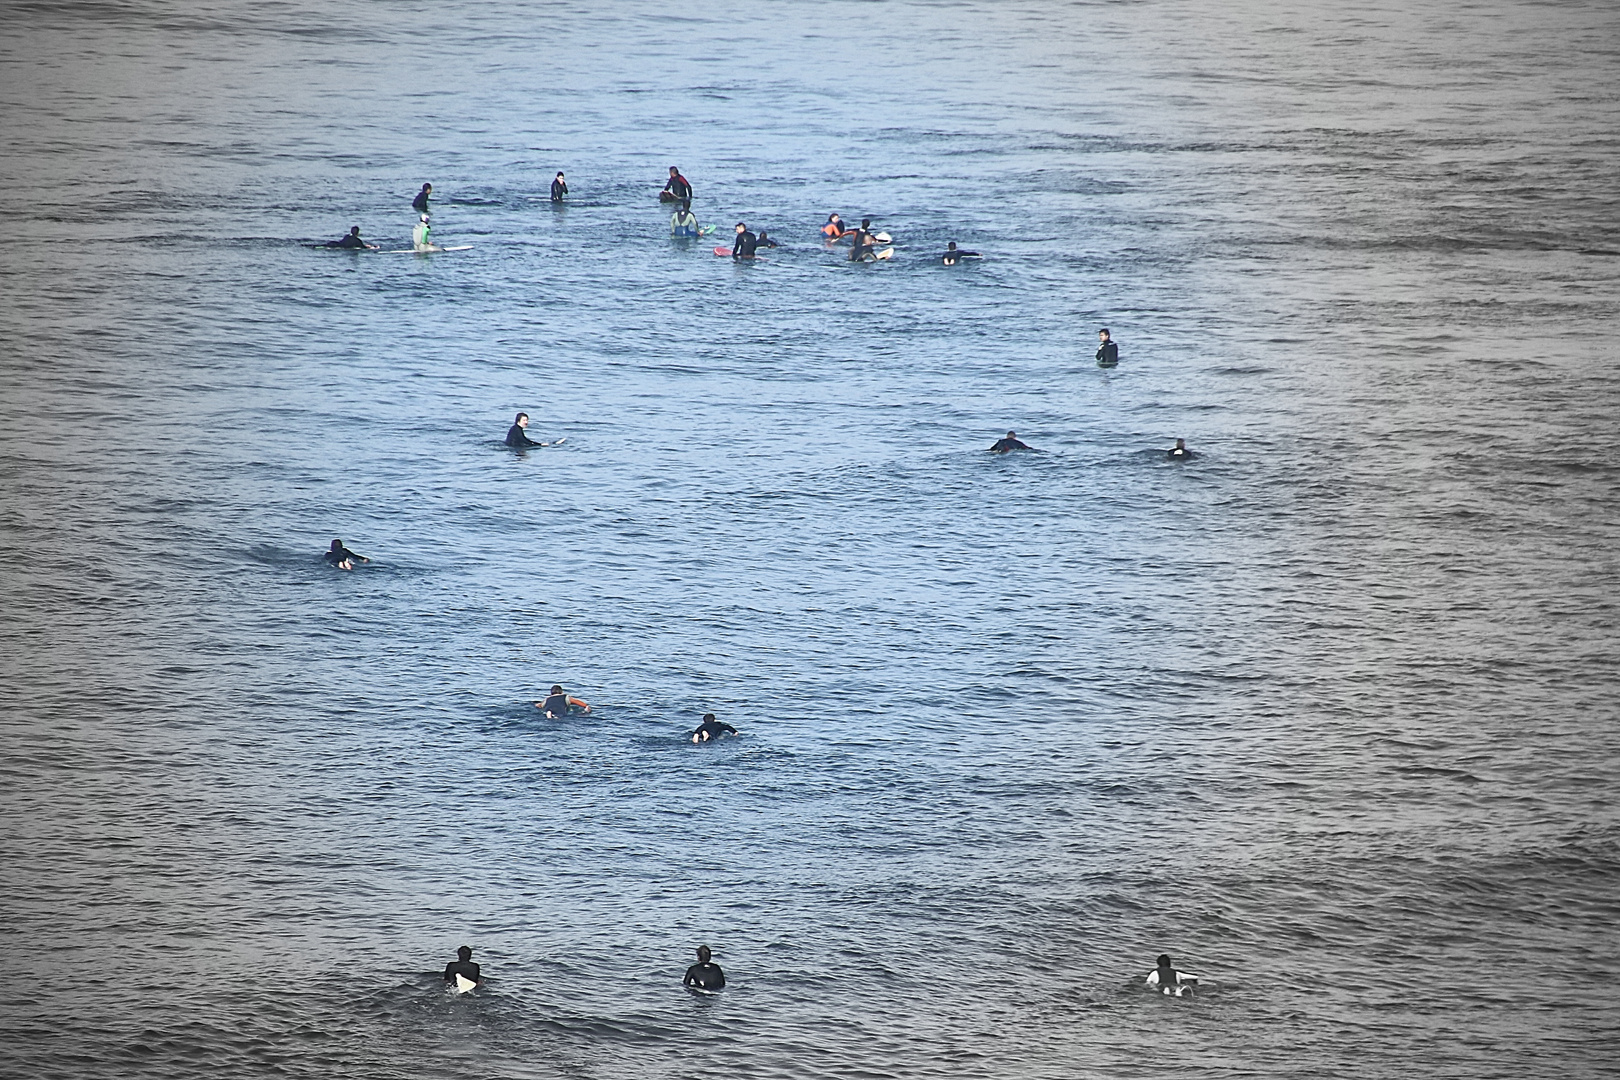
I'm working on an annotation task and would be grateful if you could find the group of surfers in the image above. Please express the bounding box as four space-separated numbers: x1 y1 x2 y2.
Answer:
441 944 1197 997
533 684 738 744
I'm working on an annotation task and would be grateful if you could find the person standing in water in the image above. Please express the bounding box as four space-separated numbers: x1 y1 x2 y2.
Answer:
1096 328 1119 368
732 222 759 259
941 241 979 265
323 539 370 570
663 166 693 203
325 226 377 250
691 713 737 743
505 412 548 448
412 183 432 215
989 431 1031 453
536 685 591 717
412 214 433 252
671 200 700 238
683 946 725 990
550 172 568 202
443 946 482 987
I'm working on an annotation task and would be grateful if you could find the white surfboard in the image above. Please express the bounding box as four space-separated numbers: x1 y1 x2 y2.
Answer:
1145 969 1200 995
872 231 892 243
453 973 478 994
874 247 894 260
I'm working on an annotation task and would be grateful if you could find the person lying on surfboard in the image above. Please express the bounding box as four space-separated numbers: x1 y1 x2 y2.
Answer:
325 226 377 250
1167 438 1193 460
941 241 980 265
989 431 1032 453
691 713 738 743
536 685 591 717
322 539 370 570
756 229 778 249
443 945 482 987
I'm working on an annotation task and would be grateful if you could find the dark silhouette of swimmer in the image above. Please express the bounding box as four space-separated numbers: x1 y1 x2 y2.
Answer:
1167 438 1193 460
325 226 376 250
756 229 778 249
506 412 542 448
1150 953 1196 995
684 945 726 990
1096 328 1119 368
551 172 567 202
941 241 980 265
323 539 369 570
443 945 482 986
691 713 737 743
412 183 432 215
732 222 759 259
989 431 1031 453
537 684 591 717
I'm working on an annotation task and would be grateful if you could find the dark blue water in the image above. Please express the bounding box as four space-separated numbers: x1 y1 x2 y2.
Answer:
4 1 1619 1076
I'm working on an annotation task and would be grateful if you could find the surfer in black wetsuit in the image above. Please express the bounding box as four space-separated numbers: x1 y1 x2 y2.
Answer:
756 229 778 249
663 166 693 203
443 946 482 986
323 539 369 570
849 224 875 262
989 431 1031 453
551 172 568 202
691 713 737 743
325 226 376 250
1167 438 1193 460
412 183 432 215
1151 953 1195 995
684 945 726 990
941 241 979 265
505 412 542 448
536 684 591 717
732 223 759 259
1096 328 1119 368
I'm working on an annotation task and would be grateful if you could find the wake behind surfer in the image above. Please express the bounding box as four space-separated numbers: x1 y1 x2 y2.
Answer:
412 183 432 215
732 222 759 259
989 431 1032 453
1096 328 1119 368
662 166 693 203
536 684 591 717
671 200 700 238
323 539 370 570
691 713 737 743
443 945 482 987
684 945 726 990
325 226 377 250
551 171 568 202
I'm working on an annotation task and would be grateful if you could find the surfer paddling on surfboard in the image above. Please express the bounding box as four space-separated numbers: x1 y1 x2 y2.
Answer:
683 945 725 990
536 684 591 717
691 713 737 743
443 946 482 993
661 166 693 203
941 241 980 265
324 226 377 250
322 539 370 570
989 431 1032 453
1146 953 1198 996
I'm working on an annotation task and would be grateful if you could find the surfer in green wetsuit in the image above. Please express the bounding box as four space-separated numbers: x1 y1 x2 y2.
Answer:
412 214 434 252
671 200 700 238
325 226 377 250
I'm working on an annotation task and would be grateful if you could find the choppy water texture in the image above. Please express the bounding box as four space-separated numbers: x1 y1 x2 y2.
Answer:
3 1 1619 1076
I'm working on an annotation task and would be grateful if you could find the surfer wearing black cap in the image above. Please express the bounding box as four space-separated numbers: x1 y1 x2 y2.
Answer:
691 713 737 743
443 946 482 987
684 945 726 990
412 183 432 214
989 431 1031 453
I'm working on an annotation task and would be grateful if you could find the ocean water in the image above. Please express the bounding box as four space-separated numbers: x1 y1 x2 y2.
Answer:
3 0 1619 1076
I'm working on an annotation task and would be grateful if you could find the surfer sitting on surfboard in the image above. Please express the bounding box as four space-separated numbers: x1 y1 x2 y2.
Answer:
536 684 591 717
325 226 377 250
691 713 737 743
732 223 759 259
671 201 700 238
412 214 434 252
661 166 693 203
683 945 725 990
821 213 849 239
443 945 482 989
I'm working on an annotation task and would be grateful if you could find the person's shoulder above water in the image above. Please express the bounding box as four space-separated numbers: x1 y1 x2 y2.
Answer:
1167 438 1193 460
941 240 980 265
1147 952 1197 995
443 945 482 986
536 684 591 717
691 712 738 743
1096 328 1119 367
322 538 369 569
412 182 432 213
326 225 376 249
550 171 567 201
989 430 1032 453
683 945 725 990
505 411 542 448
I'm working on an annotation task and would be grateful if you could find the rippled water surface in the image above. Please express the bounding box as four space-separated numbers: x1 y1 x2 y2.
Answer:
4 1 1619 1076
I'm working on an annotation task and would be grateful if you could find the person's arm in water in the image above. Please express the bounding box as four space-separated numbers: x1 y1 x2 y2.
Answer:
567 694 591 712
339 545 370 564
